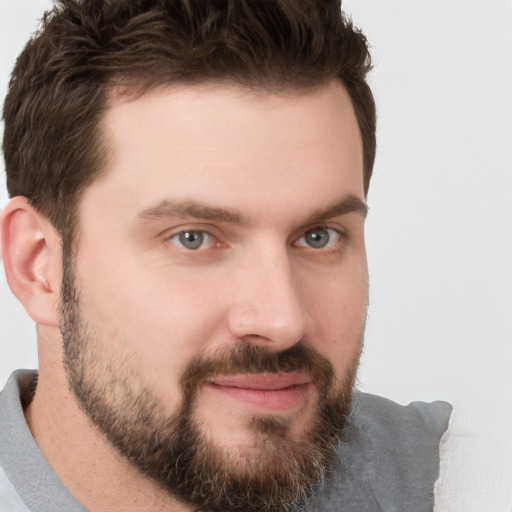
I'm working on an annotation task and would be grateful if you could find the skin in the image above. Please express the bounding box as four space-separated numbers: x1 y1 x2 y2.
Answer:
1 80 368 511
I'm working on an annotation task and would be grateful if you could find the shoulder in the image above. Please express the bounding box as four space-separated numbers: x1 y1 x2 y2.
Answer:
311 393 452 512
0 463 32 512
350 392 453 444
0 371 36 512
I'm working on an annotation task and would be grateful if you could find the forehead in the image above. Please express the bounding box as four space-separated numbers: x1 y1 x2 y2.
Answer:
85 81 364 224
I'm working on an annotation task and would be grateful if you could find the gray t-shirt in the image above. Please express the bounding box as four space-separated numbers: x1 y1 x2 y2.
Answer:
0 370 452 511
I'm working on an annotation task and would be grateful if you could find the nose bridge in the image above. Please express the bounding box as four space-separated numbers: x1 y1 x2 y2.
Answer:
228 242 311 348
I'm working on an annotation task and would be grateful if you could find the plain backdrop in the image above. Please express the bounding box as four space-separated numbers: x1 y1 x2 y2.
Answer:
1 1 511 421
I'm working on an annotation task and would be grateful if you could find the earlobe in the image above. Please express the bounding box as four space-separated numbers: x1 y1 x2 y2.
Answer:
1 197 61 327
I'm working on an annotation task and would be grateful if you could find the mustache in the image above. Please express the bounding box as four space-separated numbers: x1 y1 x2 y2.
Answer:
179 342 335 399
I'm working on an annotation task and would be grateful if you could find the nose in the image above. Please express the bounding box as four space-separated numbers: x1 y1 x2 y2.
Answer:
227 246 313 351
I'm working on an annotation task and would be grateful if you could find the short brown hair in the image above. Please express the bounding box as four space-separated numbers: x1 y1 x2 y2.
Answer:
3 0 375 240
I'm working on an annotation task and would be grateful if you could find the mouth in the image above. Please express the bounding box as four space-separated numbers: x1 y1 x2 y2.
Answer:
203 373 313 413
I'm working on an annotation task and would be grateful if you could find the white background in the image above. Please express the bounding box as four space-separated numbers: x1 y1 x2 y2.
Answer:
1 1 511 416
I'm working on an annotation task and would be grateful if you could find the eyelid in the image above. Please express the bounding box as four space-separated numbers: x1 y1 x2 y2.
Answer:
161 222 219 239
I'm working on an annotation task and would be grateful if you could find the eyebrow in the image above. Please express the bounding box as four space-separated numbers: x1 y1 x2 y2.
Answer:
305 195 368 223
137 199 250 225
137 194 367 226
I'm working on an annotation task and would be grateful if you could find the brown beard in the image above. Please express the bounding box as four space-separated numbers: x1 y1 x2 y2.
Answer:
60 253 359 512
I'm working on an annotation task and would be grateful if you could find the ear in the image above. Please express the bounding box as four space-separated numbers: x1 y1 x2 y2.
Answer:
1 197 62 327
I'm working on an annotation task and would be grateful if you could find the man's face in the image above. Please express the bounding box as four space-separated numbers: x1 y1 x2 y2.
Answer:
60 81 368 511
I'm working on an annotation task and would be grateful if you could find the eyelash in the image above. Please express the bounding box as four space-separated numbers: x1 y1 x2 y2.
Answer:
165 225 346 252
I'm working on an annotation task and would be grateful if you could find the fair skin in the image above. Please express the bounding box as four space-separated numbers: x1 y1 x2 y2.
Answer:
1 81 368 511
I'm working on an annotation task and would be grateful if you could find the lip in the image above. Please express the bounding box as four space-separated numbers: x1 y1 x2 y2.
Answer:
204 373 313 413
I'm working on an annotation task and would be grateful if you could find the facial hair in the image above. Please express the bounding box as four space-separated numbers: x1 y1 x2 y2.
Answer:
59 252 361 512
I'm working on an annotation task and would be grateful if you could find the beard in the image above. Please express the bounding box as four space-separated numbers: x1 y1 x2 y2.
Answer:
59 252 361 512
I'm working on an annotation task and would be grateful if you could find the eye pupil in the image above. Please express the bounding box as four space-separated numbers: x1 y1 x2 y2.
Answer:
305 228 329 248
179 231 204 250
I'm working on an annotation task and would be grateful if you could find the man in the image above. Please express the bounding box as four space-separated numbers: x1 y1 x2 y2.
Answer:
0 1 451 511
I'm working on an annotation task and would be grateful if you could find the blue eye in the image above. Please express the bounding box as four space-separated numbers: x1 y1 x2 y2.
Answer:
169 230 213 250
296 227 341 249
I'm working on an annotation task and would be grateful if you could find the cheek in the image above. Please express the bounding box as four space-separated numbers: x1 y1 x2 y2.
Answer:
301 261 368 369
73 248 228 401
